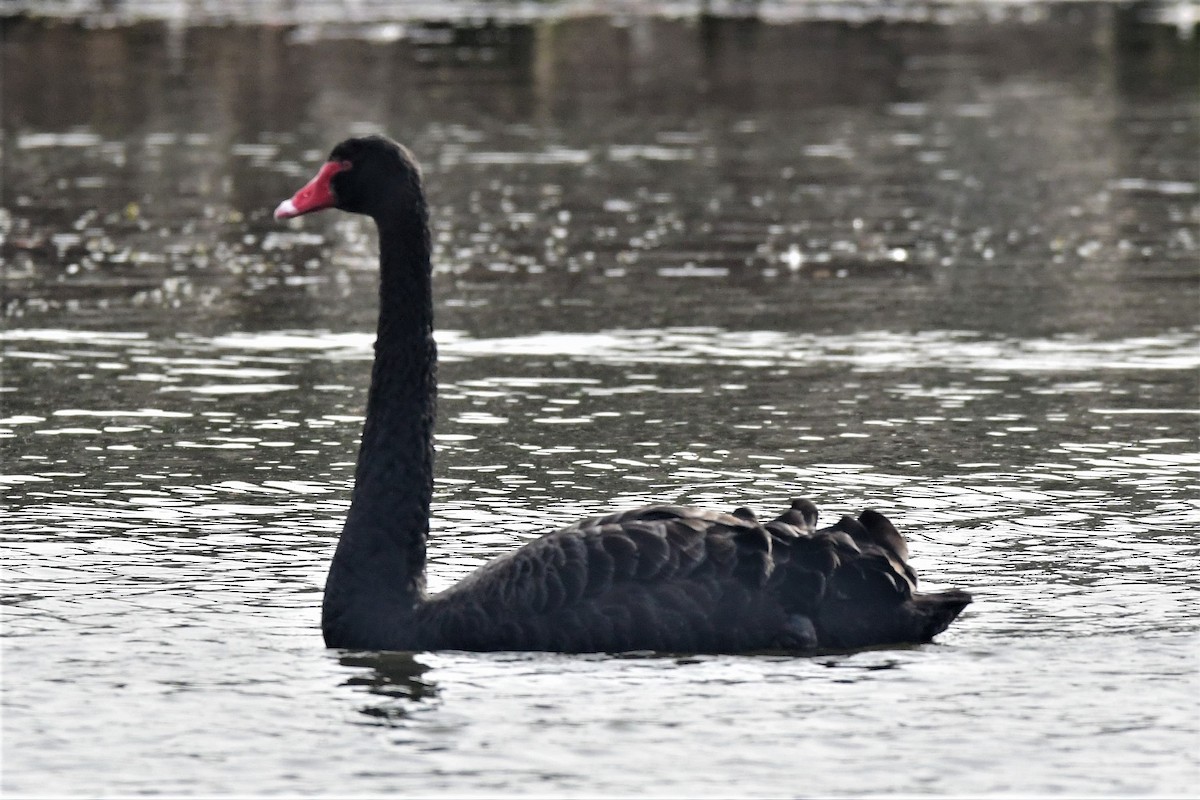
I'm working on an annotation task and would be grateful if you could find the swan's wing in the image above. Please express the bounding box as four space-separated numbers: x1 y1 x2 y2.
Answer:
418 504 780 651
418 500 970 652
765 500 917 607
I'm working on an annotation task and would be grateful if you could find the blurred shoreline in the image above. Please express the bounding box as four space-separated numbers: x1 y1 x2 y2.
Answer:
1 0 1197 33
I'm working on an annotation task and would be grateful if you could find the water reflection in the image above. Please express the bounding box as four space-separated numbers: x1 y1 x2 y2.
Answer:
3 5 1197 337
340 651 439 725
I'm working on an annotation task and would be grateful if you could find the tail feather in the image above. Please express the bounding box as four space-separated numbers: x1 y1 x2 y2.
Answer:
913 589 973 641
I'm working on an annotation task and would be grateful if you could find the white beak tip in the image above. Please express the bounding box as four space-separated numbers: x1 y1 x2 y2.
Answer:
274 199 299 220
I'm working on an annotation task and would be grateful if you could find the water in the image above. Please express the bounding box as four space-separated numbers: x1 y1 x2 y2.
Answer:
3 2 1199 795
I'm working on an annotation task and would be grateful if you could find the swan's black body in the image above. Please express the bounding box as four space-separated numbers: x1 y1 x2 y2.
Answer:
277 135 972 653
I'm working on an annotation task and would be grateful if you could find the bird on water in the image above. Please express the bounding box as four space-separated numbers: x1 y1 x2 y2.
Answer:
275 135 972 653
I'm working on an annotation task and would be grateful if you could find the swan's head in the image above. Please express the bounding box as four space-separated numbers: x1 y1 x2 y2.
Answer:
275 135 423 222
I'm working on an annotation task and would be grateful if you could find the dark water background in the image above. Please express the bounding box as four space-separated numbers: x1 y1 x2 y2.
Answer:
3 1 1198 795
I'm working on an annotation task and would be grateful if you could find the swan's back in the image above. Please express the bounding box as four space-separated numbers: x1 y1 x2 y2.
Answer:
412 499 971 653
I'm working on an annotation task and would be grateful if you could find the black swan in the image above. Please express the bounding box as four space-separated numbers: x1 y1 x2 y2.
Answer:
275 135 972 652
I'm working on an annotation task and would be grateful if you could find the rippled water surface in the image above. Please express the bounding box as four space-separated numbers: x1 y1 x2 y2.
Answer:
3 2 1199 796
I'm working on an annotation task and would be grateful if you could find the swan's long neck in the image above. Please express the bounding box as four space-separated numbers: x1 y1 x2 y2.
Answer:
324 206 435 642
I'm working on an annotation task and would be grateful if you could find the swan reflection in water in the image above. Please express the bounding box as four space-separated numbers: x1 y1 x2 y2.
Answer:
340 651 439 724
276 136 972 656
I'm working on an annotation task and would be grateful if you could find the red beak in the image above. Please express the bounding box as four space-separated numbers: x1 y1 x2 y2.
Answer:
274 161 349 220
